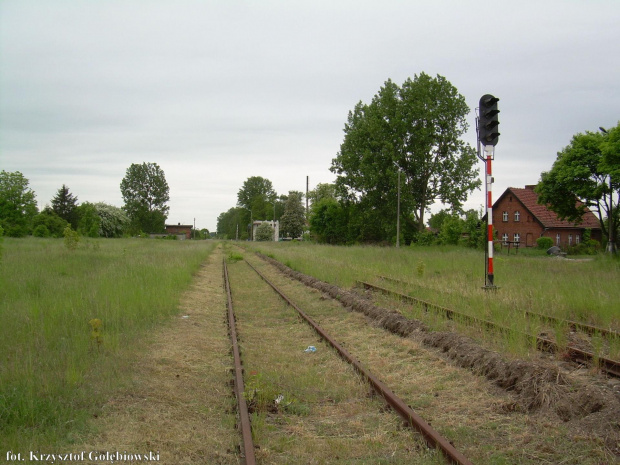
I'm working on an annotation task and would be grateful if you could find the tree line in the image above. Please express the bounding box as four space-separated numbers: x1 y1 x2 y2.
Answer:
216 176 306 240
0 162 211 239
312 74 618 250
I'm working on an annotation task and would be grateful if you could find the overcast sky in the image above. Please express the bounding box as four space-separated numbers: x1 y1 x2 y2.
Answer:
1 0 619 232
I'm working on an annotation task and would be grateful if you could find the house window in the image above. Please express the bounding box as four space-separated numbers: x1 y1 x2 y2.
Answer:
502 211 508 222
502 233 508 245
568 234 573 246
576 234 580 244
514 233 520 243
556 234 561 245
514 211 520 222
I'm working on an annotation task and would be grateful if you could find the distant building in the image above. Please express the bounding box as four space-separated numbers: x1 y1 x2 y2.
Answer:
165 223 193 240
252 220 279 241
493 185 601 248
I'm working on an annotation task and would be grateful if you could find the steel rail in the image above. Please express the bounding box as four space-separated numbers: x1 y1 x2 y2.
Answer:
223 259 256 465
358 280 620 378
525 310 620 340
245 260 473 465
378 275 620 341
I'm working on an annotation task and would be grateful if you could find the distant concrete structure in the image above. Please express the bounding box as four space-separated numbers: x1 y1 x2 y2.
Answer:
252 220 279 241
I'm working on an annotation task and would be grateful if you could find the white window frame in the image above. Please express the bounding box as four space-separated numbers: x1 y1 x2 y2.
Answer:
502 211 508 222
514 233 520 243
514 211 520 222
502 233 508 245
556 234 561 245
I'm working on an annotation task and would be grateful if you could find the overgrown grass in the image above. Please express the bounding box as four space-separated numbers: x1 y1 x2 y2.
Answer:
0 237 215 449
242 242 620 360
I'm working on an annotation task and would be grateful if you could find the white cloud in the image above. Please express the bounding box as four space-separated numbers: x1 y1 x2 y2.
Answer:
1 0 619 230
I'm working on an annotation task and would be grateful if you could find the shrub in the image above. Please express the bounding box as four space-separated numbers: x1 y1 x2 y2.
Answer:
411 230 437 246
33 224 50 237
568 239 600 256
63 226 80 250
255 222 275 241
536 237 554 250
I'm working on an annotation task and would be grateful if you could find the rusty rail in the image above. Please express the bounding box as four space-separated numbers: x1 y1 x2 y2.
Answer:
245 260 472 465
223 259 256 465
359 280 620 378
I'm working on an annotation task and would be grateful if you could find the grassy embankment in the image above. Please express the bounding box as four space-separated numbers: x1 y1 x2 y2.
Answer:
243 242 620 361
0 237 215 450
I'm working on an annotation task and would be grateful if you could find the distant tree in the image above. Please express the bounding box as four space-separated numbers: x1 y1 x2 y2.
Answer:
280 191 305 238
76 202 101 237
94 202 129 238
120 162 170 234
51 184 79 228
237 176 276 220
255 222 275 241
331 73 480 238
536 122 619 254
307 183 338 206
32 208 69 238
427 209 453 230
217 207 250 240
0 170 38 237
309 198 350 244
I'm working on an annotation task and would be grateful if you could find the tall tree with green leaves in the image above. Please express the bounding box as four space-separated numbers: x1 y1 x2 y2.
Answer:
237 176 277 221
51 184 79 228
331 73 480 238
120 162 170 234
0 170 38 237
280 191 305 239
536 122 619 254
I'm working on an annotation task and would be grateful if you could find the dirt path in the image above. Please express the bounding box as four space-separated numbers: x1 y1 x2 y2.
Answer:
77 245 240 465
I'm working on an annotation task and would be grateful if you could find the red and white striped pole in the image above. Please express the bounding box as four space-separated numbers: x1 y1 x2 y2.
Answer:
478 94 499 290
485 145 495 287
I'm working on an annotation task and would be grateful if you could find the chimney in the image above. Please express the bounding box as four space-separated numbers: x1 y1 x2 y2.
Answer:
525 185 536 190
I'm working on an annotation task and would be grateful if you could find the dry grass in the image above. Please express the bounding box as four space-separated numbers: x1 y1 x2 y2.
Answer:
226 254 443 464
243 252 617 464
74 246 240 464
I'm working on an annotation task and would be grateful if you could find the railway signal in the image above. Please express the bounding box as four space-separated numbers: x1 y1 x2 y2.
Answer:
476 94 500 290
478 94 500 146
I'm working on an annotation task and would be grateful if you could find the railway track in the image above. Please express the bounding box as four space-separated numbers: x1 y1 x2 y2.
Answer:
357 279 620 378
378 275 620 341
223 256 473 465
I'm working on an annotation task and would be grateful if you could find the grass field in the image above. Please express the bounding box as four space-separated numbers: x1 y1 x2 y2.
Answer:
242 242 620 360
0 237 215 450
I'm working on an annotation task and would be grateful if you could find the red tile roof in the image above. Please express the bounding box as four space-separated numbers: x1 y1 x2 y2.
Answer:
495 186 600 229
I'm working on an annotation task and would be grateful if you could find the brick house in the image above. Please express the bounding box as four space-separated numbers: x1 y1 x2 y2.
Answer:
165 223 193 240
493 185 601 248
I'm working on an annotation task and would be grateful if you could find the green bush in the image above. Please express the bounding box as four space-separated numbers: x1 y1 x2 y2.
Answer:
536 237 554 250
568 239 600 255
33 224 51 237
411 230 437 246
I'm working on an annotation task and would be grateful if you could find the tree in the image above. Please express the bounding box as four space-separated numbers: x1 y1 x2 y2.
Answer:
331 73 480 239
217 207 250 240
255 222 275 241
77 202 101 237
280 191 305 239
120 162 170 234
0 170 38 237
309 198 350 244
536 122 619 254
32 208 69 238
94 202 129 238
237 176 276 221
51 184 79 228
